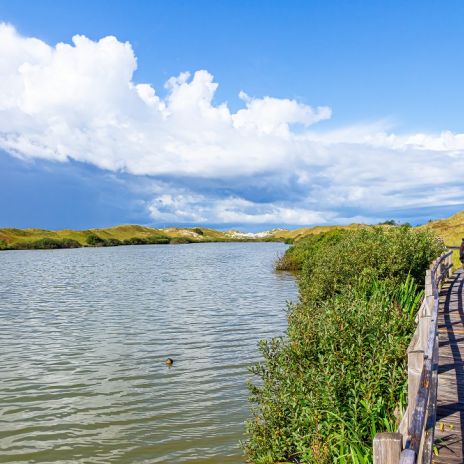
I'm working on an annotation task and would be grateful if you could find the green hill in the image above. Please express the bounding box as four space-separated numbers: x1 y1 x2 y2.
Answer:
266 223 366 242
3 211 464 251
0 225 240 249
420 211 464 247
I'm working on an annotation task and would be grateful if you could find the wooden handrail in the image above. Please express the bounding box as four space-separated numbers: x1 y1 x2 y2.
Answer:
373 250 453 464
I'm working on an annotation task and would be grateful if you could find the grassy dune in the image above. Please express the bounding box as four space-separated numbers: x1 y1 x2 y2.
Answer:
417 211 464 269
420 210 464 247
0 225 238 249
0 223 370 249
3 210 464 251
266 223 366 242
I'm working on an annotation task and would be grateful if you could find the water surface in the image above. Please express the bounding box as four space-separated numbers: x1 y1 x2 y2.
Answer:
0 242 297 463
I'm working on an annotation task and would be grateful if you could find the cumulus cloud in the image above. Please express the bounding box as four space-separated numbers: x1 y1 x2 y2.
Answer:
1 22 464 226
147 191 328 225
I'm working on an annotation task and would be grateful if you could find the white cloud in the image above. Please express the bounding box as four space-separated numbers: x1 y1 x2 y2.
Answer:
1 23 464 225
147 191 329 225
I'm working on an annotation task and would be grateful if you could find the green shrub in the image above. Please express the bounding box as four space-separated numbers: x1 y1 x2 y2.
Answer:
15 238 81 249
146 235 170 244
170 237 193 244
297 226 444 305
275 229 347 271
245 226 444 463
59 238 82 249
193 228 204 236
106 238 122 246
86 234 107 247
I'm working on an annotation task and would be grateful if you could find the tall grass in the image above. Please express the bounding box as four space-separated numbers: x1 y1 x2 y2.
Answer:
245 226 444 463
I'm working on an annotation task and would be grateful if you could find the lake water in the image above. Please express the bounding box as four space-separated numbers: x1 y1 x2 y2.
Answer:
0 242 297 463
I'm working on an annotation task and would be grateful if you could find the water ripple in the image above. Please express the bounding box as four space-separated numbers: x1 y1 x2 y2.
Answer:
0 243 296 463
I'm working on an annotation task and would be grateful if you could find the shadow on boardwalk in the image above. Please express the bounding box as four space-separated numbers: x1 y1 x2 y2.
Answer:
434 270 464 463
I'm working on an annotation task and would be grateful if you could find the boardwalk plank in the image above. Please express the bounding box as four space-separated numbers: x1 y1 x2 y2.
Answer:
434 270 464 463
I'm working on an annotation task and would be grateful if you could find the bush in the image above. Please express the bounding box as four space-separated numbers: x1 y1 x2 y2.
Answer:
245 226 445 463
297 226 444 305
146 235 170 244
275 230 346 271
86 234 107 247
170 237 193 244
105 238 122 247
193 228 204 236
15 238 81 250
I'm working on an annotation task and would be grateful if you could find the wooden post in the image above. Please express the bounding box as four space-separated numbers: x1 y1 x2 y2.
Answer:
417 315 430 351
424 271 433 317
373 432 402 464
399 449 416 464
408 350 424 427
448 253 453 277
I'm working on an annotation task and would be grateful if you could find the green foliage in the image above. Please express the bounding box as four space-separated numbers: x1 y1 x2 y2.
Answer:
170 237 194 244
86 234 107 246
146 235 170 244
297 226 444 305
275 229 347 271
14 238 81 250
86 234 170 247
105 238 123 247
122 237 148 245
193 227 204 235
245 226 444 463
122 235 170 245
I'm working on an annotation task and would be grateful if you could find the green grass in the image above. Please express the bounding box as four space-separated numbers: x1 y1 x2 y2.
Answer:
420 210 464 247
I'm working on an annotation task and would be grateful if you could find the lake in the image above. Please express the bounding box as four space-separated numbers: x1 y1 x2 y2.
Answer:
0 242 297 463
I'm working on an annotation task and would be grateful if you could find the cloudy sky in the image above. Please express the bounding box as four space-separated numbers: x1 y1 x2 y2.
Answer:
1 0 464 230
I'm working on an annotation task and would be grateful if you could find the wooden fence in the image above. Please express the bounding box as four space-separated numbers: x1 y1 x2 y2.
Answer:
373 250 453 464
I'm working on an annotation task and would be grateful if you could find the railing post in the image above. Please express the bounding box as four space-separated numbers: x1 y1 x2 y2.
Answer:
408 349 424 427
424 271 433 317
373 251 451 464
373 432 402 464
399 449 416 463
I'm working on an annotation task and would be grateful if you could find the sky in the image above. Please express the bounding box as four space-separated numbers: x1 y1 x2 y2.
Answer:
1 0 464 230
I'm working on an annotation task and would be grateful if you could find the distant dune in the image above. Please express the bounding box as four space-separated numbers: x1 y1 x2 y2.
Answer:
420 211 464 247
1 212 464 249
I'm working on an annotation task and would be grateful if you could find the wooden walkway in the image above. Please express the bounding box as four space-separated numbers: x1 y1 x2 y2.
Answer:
434 269 464 463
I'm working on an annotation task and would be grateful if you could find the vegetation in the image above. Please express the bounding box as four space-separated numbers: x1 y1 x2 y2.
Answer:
245 226 445 463
267 224 366 243
0 208 462 251
0 225 237 250
5 238 82 250
421 210 464 247
275 229 347 271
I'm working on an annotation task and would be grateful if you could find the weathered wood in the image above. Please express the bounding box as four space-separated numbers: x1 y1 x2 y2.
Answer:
374 251 454 464
421 337 439 464
418 316 431 351
433 269 464 463
409 350 425 426
374 432 402 464
425 271 434 317
400 449 416 464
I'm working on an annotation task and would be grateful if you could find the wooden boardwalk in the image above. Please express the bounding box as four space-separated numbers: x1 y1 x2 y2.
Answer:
434 269 464 463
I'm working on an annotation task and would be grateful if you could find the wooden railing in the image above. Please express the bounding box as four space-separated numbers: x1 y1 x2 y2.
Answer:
373 251 453 464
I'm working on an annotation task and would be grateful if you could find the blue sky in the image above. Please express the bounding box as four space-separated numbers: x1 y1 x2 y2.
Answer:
1 0 464 230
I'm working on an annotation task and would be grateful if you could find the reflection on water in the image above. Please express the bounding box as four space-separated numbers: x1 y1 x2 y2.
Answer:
0 242 297 463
